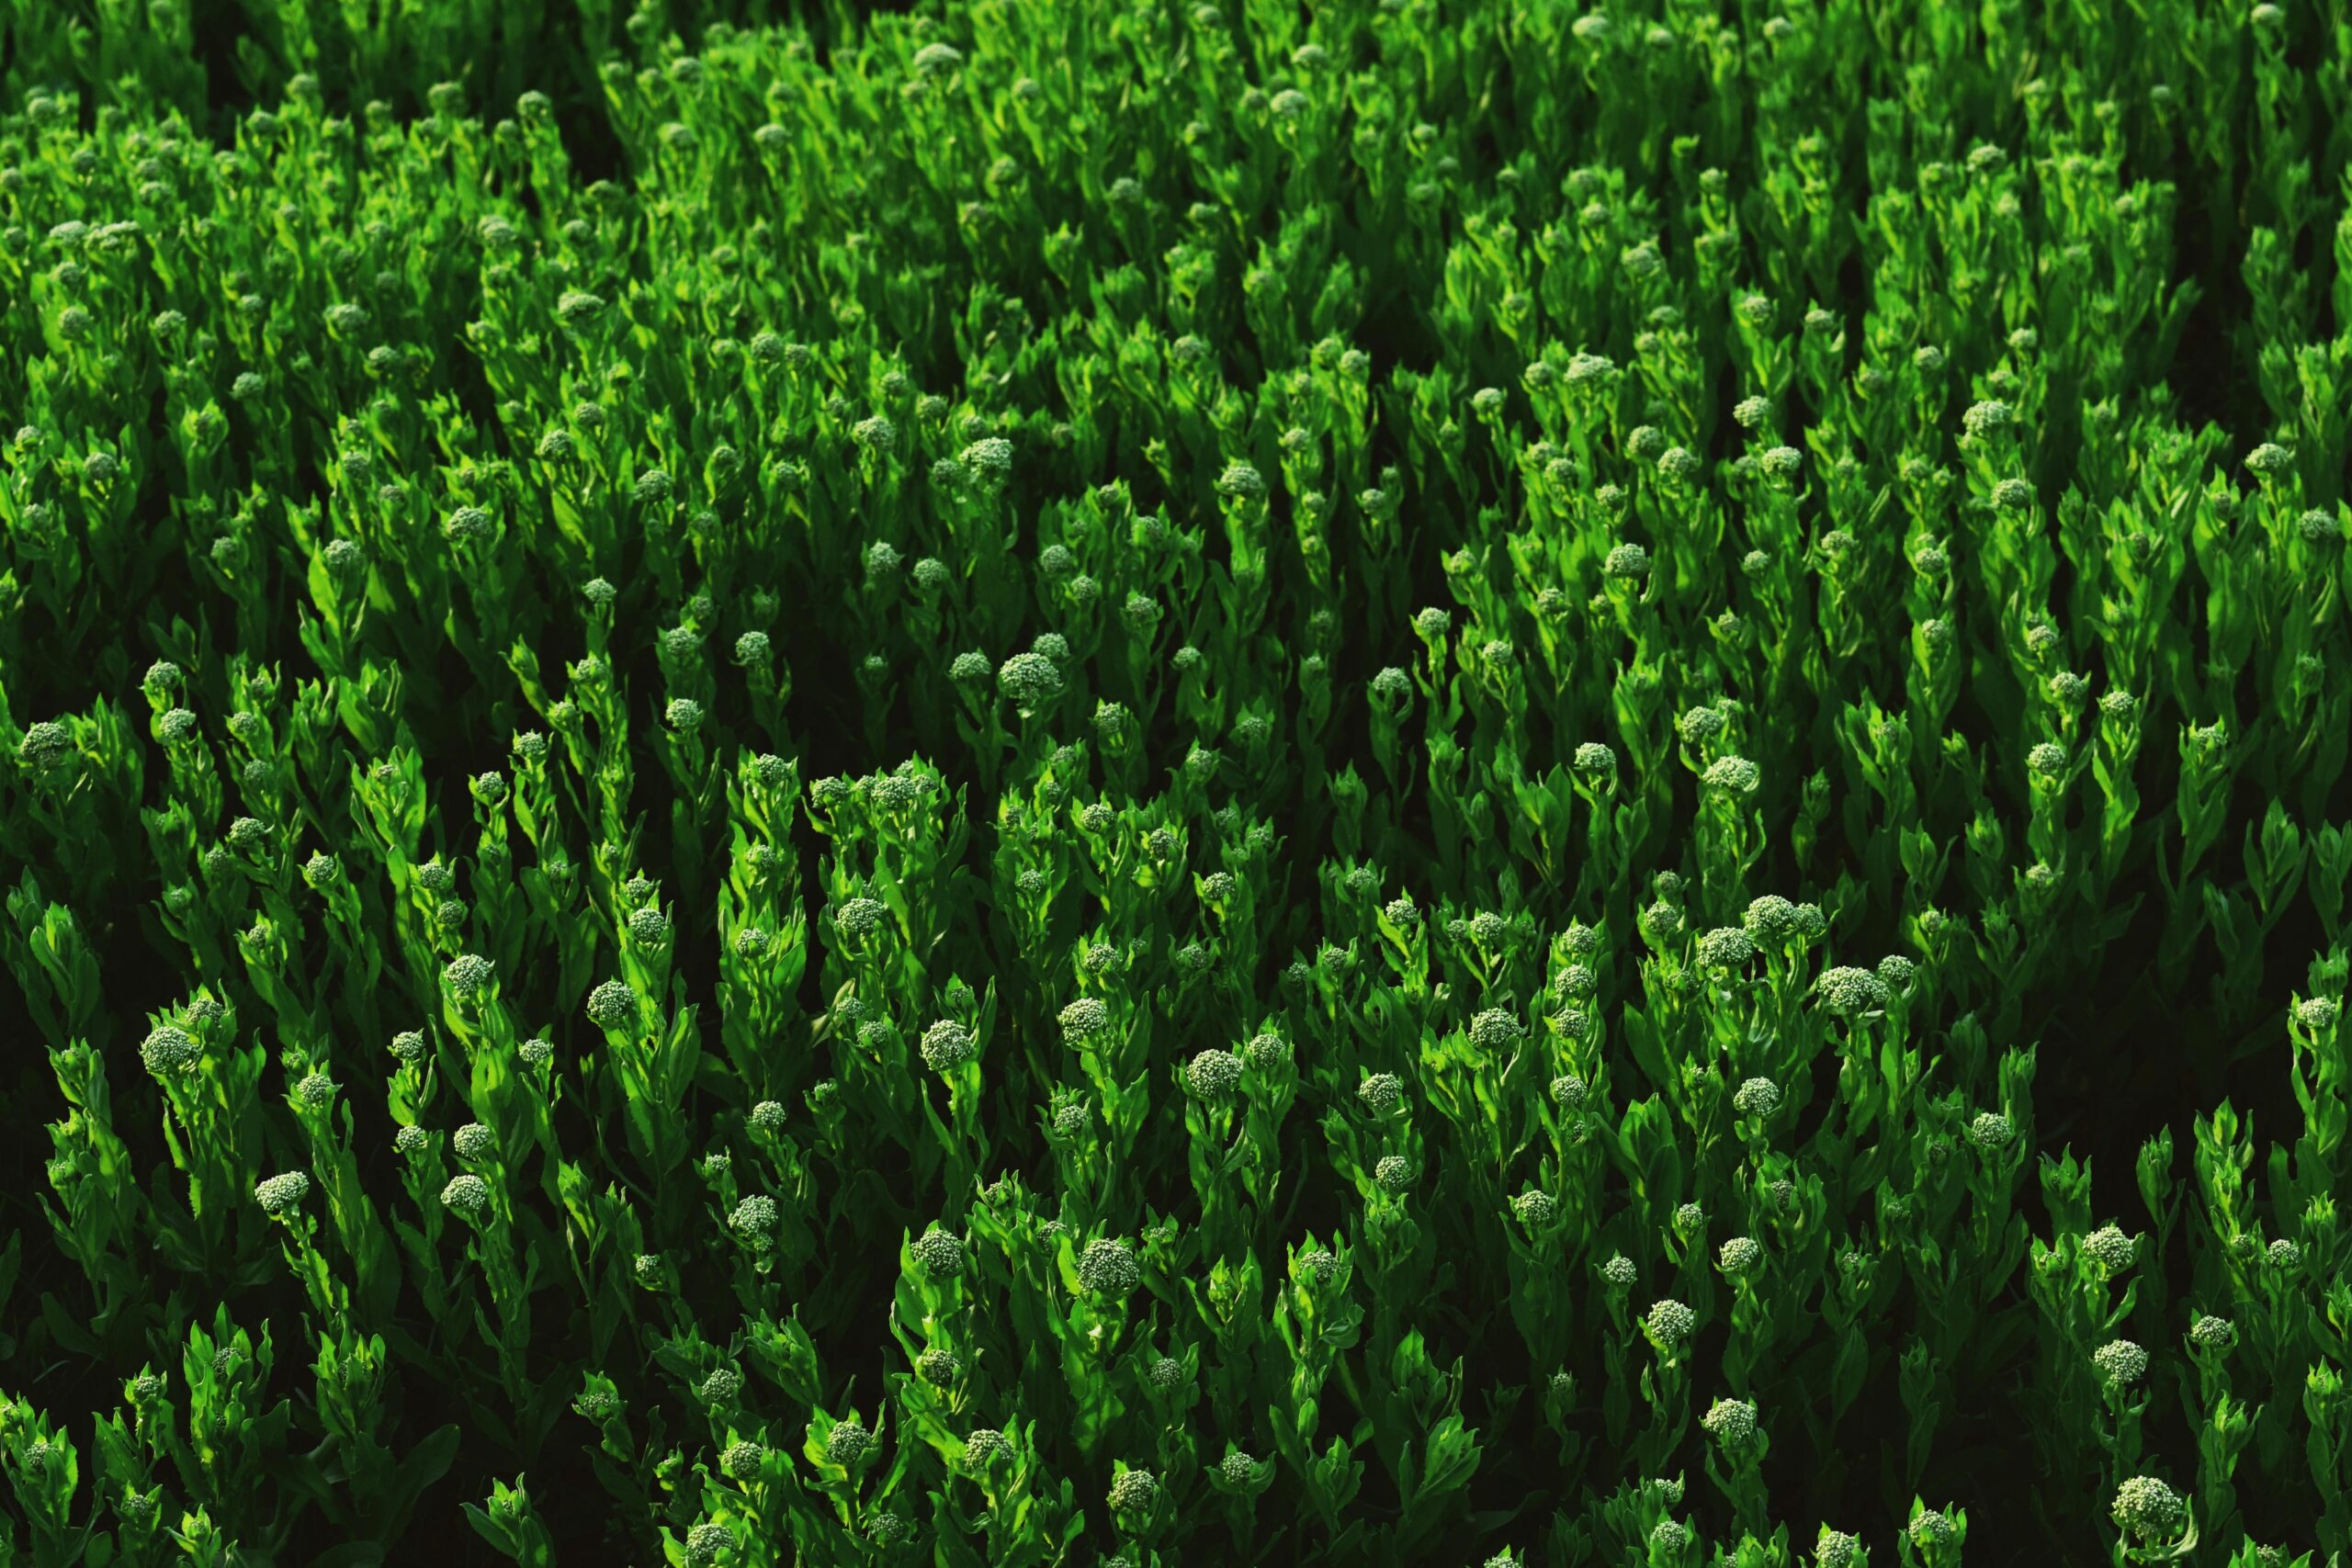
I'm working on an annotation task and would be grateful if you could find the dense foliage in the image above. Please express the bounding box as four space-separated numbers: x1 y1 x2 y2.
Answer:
3 0 2351 1563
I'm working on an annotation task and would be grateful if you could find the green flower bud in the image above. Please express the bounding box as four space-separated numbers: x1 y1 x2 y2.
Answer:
440 1173 490 1213
254 1171 311 1214
1702 1397 1758 1445
2093 1338 2148 1387
1078 1237 1139 1294
1108 1468 1160 1511
1909 1511 1955 1548
1187 1048 1244 1095
1645 1298 1695 1343
2110 1476 2184 1542
912 1226 967 1278
2082 1224 2137 1272
824 1418 870 1464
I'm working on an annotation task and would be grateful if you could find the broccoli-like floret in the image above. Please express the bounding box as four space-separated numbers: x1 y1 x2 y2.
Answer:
1108 1468 1160 1511
2245 442 2293 477
1733 1077 1780 1117
1058 998 1110 1043
1908 1510 1955 1547
2190 1314 2236 1352
453 1122 495 1161
443 953 495 999
1078 1237 1138 1295
440 1174 491 1214
831 898 887 941
1968 1111 2014 1148
1242 1032 1289 1071
1695 927 1755 969
2110 1476 2184 1542
1703 754 1759 792
961 437 1012 476
1814 1528 1860 1567
729 1196 777 1247
1962 399 2014 438
1186 1049 1243 1095
684 1521 729 1565
1677 705 1727 747
1645 1299 1695 1344
921 1020 974 1072
1702 1397 1758 1445
2092 1338 2147 1388
1815 966 1888 1016
1468 1009 1521 1051
1559 741 1613 781
254 1171 311 1214
825 1418 871 1464
2081 1224 2137 1273
912 1226 967 1278
996 651 1064 713
1719 1236 1761 1273
141 1026 199 1077
1743 896 1798 942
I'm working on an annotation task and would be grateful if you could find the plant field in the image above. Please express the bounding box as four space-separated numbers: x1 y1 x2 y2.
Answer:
4 0 2352 1563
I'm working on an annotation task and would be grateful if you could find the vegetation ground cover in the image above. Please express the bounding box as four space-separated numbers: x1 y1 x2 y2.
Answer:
1 1 2349 1564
